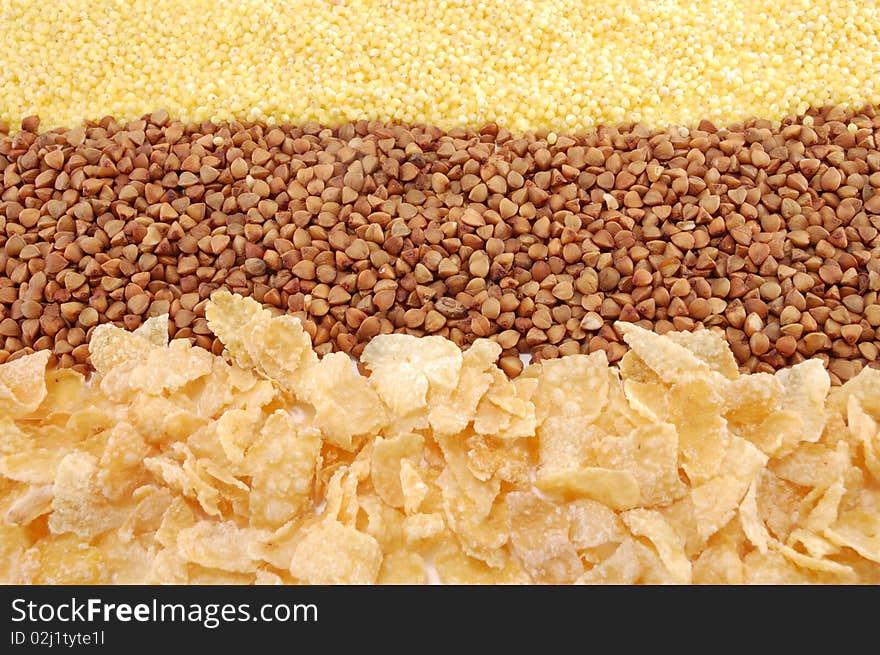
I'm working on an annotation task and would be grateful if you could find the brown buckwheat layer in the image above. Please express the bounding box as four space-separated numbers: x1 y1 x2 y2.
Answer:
2 106 880 383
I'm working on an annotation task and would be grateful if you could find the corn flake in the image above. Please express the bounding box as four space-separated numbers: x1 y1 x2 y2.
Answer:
177 521 267 573
246 410 321 529
362 334 462 419
301 352 385 450
371 433 424 508
0 350 50 416
536 467 641 510
577 539 642 584
622 509 692 584
49 451 126 539
289 520 382 584
527 352 609 424
618 322 710 383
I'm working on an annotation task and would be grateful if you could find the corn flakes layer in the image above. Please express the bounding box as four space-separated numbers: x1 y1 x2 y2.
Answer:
1 290 879 584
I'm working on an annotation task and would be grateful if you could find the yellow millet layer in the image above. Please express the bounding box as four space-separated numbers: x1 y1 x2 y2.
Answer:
1 0 879 132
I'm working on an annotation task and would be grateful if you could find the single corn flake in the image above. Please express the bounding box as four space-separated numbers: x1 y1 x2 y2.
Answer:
771 442 848 490
473 372 538 439
429 339 500 436
155 497 197 550
92 531 156 584
536 467 641 510
204 290 268 368
576 539 642 584
248 517 314 572
215 409 262 464
118 486 173 541
437 467 507 568
18 534 105 584
0 350 50 416
0 422 67 484
145 549 190 585
787 528 840 559
739 480 770 553
300 352 385 450
742 550 810 584
591 422 684 507
775 359 830 447
618 349 662 385
0 522 31 582
847 396 880 483
725 373 782 425
403 512 447 544
507 490 584 584
177 521 267 573
804 479 846 532
254 569 284 585
756 470 809 543
399 459 428 515
289 520 382 584
358 493 408 554
89 324 156 376
690 476 750 542
664 328 740 379
246 410 321 529
836 367 880 419
133 313 170 347
465 434 531 487
185 566 256 585
362 334 462 418
99 339 213 400
377 550 427 584
772 540 855 580
371 433 424 509
622 379 669 422
721 435 769 483
435 434 500 520
34 368 86 421
207 291 317 390
568 499 626 550
49 451 126 539
144 451 223 518
622 508 692 584
433 539 529 584
5 485 54 526
618 322 711 383
97 421 151 501
527 352 610 425
247 311 318 389
537 417 597 473
825 510 880 563
668 375 730 484
692 535 743 584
